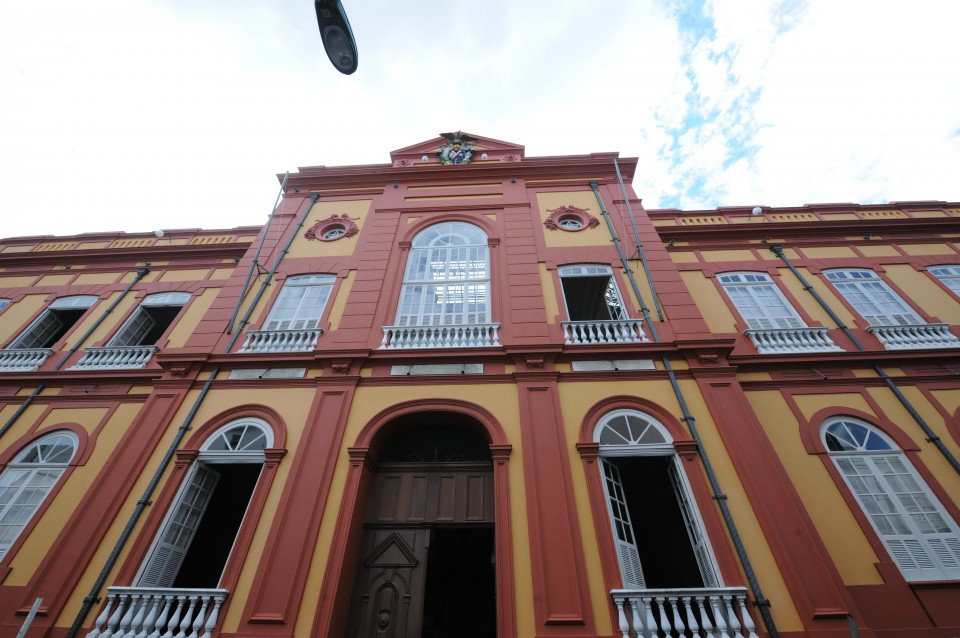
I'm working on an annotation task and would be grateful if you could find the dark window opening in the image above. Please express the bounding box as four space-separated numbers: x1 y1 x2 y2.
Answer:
113 305 184 347
561 276 623 321
615 456 704 588
172 463 261 588
12 307 88 349
378 417 491 463
422 526 496 638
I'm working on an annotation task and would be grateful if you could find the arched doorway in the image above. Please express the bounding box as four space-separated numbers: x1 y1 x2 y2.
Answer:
346 412 497 637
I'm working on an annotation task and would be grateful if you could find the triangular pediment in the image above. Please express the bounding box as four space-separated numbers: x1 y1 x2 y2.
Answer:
364 532 419 568
390 131 524 167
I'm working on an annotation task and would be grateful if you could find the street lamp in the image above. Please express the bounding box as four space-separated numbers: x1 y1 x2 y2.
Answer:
315 0 358 75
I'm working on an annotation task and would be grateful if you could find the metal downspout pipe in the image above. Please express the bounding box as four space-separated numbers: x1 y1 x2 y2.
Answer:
612 159 664 321
768 244 960 477
0 267 150 442
590 183 779 637
66 193 316 637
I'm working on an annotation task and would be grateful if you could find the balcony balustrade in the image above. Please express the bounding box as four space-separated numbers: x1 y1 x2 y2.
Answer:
380 323 501 349
239 328 322 353
611 587 758 638
867 323 960 350
0 348 53 372
744 327 843 354
87 587 228 638
71 345 158 369
562 319 648 345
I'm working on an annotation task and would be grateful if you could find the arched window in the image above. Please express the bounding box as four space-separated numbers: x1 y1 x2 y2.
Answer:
594 410 718 589
717 272 804 330
0 431 78 559
138 419 272 588
396 222 490 327
823 417 960 581
10 295 98 349
108 292 191 347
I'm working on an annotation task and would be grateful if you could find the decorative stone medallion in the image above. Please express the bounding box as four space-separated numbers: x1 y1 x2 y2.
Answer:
304 214 359 241
544 205 600 232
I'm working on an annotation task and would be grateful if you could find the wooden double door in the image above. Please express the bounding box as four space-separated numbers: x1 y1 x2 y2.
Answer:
346 463 496 638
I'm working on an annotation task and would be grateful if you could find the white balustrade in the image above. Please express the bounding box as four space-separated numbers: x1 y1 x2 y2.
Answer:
71 345 158 369
744 327 843 354
380 323 501 349
0 348 53 372
562 320 648 345
867 323 960 350
611 587 758 638
239 329 322 353
87 587 228 638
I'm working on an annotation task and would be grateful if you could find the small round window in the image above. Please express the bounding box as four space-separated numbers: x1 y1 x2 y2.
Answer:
558 216 583 230
322 226 346 240
545 205 598 233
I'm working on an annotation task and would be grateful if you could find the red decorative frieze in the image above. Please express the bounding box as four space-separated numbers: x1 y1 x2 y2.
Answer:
304 214 359 241
544 205 599 232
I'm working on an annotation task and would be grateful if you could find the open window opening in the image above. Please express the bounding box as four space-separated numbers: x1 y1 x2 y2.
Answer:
596 410 719 590
137 420 270 589
559 265 626 321
110 292 190 347
10 295 97 349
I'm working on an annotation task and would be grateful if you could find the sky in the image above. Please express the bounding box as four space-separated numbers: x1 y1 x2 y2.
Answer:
1 0 958 239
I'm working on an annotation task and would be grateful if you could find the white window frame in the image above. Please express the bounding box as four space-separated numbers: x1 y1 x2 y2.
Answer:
717 272 805 330
0 431 78 559
929 266 960 298
824 269 923 326
136 419 272 587
9 295 98 349
109 292 191 347
558 265 628 321
823 417 960 581
595 410 720 589
263 274 335 331
395 222 490 327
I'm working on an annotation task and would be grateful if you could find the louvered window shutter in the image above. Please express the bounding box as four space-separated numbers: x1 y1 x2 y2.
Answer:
109 310 155 347
668 461 718 587
834 455 960 581
721 278 805 330
139 465 220 587
600 459 645 587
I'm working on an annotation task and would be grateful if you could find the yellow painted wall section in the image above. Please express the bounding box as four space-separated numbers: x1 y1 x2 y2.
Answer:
885 264 960 324
326 270 356 330
74 272 122 285
557 378 803 631
746 391 883 585
36 274 75 286
670 251 699 263
285 199 373 259
158 269 210 283
798 267 859 327
680 271 738 332
0 276 36 287
9 403 140 590
166 288 219 348
858 245 901 257
930 388 960 424
210 268 234 280
537 191 611 248
65 292 136 348
539 263 560 323
701 249 755 262
901 243 956 256
122 270 159 284
800 246 858 259
776 267 834 327
0 294 46 344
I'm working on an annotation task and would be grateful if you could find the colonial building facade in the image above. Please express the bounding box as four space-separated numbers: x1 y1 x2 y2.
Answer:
0 134 958 638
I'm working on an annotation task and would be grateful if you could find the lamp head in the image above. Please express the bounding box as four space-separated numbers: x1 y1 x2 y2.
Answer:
315 0 358 75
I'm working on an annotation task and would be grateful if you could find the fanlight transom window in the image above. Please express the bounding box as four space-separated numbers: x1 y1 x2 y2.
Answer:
199 419 272 462
396 222 490 327
595 410 670 448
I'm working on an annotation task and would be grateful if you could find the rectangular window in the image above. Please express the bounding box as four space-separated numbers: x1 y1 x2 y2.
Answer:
930 266 960 297
9 295 98 349
824 270 922 326
263 275 335 331
559 265 627 321
718 272 804 330
110 292 190 347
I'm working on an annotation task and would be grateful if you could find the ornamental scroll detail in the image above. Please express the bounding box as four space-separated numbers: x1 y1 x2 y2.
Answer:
544 205 600 232
304 214 359 241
